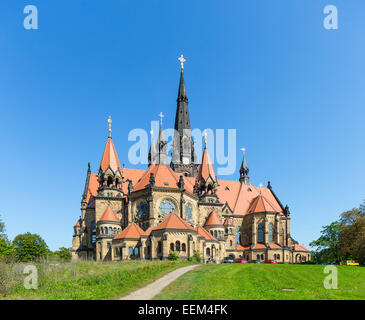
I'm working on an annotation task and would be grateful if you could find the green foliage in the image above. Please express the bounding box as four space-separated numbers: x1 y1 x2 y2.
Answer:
0 215 15 260
13 233 49 262
310 221 341 263
54 247 72 262
168 250 180 261
155 264 365 300
189 250 201 263
2 260 191 299
339 208 365 264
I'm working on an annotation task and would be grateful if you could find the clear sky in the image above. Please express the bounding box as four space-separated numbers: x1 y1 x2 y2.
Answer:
0 1 364 251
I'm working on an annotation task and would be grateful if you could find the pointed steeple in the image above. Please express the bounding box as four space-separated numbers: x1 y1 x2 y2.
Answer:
100 136 121 173
148 129 157 166
197 146 216 182
156 112 168 165
239 148 250 185
171 55 198 177
82 162 91 202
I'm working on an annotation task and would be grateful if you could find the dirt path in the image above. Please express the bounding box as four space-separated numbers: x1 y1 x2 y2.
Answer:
119 264 199 300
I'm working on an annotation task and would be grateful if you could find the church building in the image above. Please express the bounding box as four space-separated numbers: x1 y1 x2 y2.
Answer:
72 56 310 264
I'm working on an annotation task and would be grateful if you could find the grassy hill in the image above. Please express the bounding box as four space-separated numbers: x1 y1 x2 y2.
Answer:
154 263 365 300
0 260 191 300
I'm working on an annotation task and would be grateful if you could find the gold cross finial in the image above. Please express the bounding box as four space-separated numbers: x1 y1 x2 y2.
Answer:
159 112 164 126
178 54 186 70
203 130 207 146
108 116 112 137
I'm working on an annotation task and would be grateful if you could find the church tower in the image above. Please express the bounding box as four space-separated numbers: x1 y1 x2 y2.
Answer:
171 55 198 177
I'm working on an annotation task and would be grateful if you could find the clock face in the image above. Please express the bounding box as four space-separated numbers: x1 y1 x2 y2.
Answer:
159 200 176 217
136 202 148 220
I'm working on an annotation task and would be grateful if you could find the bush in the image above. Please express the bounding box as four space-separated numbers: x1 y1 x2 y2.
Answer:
188 250 201 263
168 250 180 261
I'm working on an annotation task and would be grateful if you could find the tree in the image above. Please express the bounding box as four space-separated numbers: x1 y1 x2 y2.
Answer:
13 233 49 262
54 247 72 262
339 208 365 264
310 221 341 263
0 215 15 260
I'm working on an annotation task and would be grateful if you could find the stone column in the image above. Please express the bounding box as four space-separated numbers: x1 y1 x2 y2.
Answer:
140 240 145 259
264 217 268 244
162 234 168 260
251 215 257 245
275 215 280 244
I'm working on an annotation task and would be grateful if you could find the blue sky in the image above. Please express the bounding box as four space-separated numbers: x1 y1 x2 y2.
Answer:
0 1 364 250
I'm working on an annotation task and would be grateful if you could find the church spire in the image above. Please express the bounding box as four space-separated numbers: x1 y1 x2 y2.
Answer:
156 112 168 165
171 55 198 176
239 148 250 185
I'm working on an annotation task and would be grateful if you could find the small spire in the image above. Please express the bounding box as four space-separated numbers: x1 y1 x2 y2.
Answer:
159 112 164 127
239 147 250 184
203 130 207 148
178 54 186 70
108 116 112 138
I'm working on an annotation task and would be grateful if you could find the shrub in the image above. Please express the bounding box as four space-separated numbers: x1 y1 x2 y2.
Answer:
168 250 180 261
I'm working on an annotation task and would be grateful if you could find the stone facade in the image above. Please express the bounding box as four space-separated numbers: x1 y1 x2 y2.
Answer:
72 66 311 264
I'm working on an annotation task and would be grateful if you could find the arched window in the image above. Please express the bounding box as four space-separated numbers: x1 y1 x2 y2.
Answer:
268 223 273 243
185 203 193 222
257 254 260 260
225 228 228 233
128 246 133 256
206 248 211 257
229 228 232 234
107 176 113 187
261 254 264 261
182 243 186 252
105 227 108 234
157 241 162 254
134 247 139 257
214 230 218 239
236 227 240 244
176 241 181 251
230 240 232 246
277 254 280 260
274 254 277 260
257 224 264 243
137 202 148 220
159 200 176 217
170 243 174 251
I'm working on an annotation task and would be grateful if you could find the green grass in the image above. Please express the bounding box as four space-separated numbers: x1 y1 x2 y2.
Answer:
154 264 365 300
0 260 191 300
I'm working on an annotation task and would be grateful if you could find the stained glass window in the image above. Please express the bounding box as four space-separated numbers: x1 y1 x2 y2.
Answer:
268 223 273 243
136 202 148 220
257 224 264 243
185 203 193 222
159 200 175 217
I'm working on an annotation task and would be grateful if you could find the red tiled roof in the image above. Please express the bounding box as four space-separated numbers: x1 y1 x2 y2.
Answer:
114 223 144 240
217 181 283 215
237 244 250 250
269 243 281 249
196 225 217 241
204 211 223 227
197 147 216 181
99 207 119 223
74 219 81 227
143 226 156 236
292 244 309 252
133 164 194 193
248 194 278 214
223 218 232 226
100 137 121 172
253 243 267 249
154 212 194 231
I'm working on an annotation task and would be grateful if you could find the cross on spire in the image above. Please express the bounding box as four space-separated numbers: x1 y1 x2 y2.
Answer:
178 54 186 70
159 112 164 126
108 116 112 137
203 130 207 146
